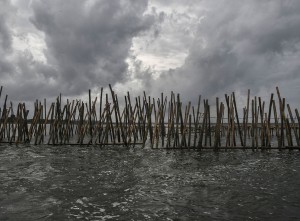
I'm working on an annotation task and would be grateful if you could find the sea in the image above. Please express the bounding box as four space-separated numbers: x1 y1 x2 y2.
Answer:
0 144 300 220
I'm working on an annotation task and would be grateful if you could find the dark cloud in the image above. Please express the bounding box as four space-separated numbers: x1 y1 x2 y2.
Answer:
147 0 300 106
0 0 14 77
1 0 154 101
0 1 13 52
1 0 300 109
30 0 154 95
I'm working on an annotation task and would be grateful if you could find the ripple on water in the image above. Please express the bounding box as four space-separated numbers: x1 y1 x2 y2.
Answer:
1 146 300 220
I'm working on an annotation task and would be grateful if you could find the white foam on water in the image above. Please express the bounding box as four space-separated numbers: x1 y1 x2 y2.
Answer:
76 199 84 205
94 215 120 220
112 202 120 207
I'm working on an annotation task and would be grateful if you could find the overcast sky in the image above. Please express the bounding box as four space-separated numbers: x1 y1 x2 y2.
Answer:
1 0 300 108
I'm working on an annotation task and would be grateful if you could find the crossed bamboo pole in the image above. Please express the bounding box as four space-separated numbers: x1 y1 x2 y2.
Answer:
0 85 300 150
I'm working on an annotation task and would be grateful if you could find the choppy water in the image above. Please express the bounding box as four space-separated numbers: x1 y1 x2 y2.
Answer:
0 145 300 221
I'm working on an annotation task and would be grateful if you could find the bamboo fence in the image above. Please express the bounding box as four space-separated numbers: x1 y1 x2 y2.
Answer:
0 85 299 150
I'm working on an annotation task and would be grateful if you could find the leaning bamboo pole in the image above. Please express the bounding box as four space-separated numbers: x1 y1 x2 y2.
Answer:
0 85 299 150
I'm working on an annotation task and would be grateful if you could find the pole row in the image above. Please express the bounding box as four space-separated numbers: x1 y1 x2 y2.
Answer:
0 85 300 150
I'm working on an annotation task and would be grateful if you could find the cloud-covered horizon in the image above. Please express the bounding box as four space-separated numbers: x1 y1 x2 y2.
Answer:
1 0 300 108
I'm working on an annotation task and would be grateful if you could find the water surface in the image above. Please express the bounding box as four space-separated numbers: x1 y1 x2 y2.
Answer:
0 145 300 220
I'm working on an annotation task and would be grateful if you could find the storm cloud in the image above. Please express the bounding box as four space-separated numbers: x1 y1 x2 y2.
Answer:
0 0 300 108
1 0 154 100
0 0 14 77
147 0 300 106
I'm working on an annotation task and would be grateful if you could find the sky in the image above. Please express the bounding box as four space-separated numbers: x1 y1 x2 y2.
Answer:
1 0 300 109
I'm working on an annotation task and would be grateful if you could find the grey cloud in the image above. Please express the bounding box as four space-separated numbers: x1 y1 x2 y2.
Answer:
1 0 154 102
30 0 154 96
0 19 11 52
2 0 300 109
0 0 16 84
146 0 300 106
0 0 13 52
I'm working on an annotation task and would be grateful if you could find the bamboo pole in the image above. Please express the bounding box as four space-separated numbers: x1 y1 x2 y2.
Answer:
193 95 201 147
232 92 243 146
1 86 300 149
287 104 300 146
244 89 250 147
